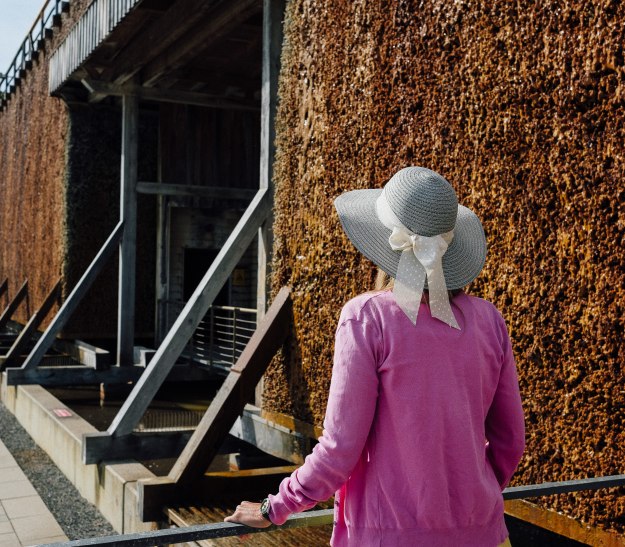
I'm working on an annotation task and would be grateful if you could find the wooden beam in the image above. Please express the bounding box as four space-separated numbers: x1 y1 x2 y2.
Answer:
81 79 260 110
0 280 28 332
21 222 124 370
230 406 313 465
1 280 61 368
137 182 257 200
83 431 193 463
68 340 112 369
105 189 271 437
4 364 145 386
256 0 286 405
117 94 139 366
0 279 8 306
170 286 292 484
139 0 262 87
103 0 261 84
83 431 243 465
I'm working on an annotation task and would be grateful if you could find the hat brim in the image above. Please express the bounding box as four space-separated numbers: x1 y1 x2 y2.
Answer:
334 189 487 290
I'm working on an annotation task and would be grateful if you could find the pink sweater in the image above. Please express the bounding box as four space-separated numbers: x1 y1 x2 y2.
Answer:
268 291 525 546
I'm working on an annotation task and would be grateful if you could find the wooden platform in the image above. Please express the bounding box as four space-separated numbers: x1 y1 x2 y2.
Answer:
166 503 333 546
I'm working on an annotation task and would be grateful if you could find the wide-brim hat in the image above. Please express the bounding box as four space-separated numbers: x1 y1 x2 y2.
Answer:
334 166 487 290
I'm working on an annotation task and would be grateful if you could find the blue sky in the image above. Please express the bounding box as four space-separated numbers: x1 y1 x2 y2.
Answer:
0 0 46 75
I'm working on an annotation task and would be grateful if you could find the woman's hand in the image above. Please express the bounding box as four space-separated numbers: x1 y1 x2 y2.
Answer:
224 501 272 528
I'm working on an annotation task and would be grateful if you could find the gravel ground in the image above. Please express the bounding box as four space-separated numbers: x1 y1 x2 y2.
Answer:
0 401 115 541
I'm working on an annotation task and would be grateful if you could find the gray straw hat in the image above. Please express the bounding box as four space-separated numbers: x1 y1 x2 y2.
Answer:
334 166 487 290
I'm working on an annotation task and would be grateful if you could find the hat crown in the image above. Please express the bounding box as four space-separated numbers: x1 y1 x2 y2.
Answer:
384 167 458 236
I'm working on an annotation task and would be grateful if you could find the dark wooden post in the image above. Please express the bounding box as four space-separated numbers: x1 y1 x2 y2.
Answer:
117 93 139 366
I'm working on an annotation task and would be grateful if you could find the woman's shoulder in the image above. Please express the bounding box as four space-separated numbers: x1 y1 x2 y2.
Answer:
459 293 509 333
339 291 392 323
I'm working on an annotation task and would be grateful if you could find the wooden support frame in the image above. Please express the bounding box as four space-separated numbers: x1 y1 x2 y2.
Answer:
134 286 292 521
18 222 123 371
81 79 260 111
256 0 285 405
0 280 28 332
1 280 61 368
137 182 257 200
0 279 8 307
5 365 144 386
117 94 139 366
83 188 271 445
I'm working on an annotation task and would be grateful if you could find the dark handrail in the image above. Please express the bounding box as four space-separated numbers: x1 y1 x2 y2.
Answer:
37 474 625 546
0 0 68 105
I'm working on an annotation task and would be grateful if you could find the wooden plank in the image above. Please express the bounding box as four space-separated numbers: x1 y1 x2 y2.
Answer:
505 500 625 547
0 279 8 305
83 431 194 463
117 94 139 366
230 406 314 465
0 280 28 331
21 222 124 370
81 78 260 110
4 364 145 386
105 189 271 437
103 0 260 84
169 286 292 483
137 182 257 200
154 190 169 345
2 280 62 368
139 0 261 87
69 340 112 369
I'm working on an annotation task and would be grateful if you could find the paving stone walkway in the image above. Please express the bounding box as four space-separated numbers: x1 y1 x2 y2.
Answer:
0 440 67 546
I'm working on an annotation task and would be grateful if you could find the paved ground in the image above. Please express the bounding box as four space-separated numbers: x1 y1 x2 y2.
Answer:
0 438 67 546
0 402 114 546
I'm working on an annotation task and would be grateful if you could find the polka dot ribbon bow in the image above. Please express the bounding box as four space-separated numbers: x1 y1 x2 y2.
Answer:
376 191 460 329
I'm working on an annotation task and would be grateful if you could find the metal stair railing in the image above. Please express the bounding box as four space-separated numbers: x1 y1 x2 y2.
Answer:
35 474 625 546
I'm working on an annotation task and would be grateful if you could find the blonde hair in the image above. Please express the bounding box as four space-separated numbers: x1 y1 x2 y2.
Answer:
373 268 462 299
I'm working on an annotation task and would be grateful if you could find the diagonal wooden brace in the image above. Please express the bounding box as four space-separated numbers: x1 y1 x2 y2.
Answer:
136 286 292 520
0 280 28 332
1 280 61 368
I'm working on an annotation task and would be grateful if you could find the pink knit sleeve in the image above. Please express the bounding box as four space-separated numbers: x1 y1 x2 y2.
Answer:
268 315 380 525
485 315 526 489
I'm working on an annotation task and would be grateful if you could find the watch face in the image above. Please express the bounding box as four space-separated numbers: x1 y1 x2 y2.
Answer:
260 498 270 517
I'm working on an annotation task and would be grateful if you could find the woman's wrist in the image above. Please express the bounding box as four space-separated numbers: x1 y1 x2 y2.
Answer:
260 497 273 524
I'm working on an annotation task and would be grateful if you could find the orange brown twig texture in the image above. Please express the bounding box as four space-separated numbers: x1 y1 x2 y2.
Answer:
264 0 625 534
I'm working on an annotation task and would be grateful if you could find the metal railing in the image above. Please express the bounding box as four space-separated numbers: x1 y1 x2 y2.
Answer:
167 301 257 372
0 0 69 105
36 474 625 546
48 0 142 93
193 305 257 370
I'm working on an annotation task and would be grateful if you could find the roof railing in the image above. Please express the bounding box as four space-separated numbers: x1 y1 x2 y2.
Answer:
36 473 625 546
0 0 69 110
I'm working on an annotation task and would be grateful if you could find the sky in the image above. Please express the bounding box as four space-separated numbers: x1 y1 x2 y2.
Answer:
0 0 47 76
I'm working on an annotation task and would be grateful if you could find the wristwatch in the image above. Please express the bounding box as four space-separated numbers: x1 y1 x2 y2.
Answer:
260 497 272 522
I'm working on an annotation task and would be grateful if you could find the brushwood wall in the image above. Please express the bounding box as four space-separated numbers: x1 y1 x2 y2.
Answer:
265 0 625 534
0 0 157 339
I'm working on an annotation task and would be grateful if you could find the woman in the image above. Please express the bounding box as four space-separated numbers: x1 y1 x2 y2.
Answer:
225 167 525 546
